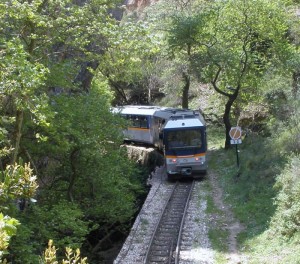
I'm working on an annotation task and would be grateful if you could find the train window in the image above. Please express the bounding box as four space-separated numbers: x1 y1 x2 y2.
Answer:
166 129 202 150
132 116 140 127
140 116 148 128
127 115 149 128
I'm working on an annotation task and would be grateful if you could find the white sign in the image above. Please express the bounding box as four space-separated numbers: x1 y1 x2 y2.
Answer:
230 139 242 144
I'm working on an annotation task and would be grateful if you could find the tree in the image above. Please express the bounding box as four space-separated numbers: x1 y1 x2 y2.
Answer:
1 0 144 261
7 82 143 262
0 39 49 165
0 163 38 261
0 0 120 164
97 18 163 104
190 0 296 148
140 0 205 108
167 10 212 108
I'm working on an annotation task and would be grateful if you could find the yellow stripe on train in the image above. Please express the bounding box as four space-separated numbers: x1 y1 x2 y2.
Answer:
128 127 150 131
165 153 206 159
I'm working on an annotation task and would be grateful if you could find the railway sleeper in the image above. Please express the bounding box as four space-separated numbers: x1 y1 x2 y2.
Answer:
150 245 170 251
159 227 179 232
150 250 171 257
149 256 169 262
153 238 174 244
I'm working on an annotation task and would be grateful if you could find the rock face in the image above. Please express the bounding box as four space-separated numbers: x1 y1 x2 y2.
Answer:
123 145 164 171
124 0 159 11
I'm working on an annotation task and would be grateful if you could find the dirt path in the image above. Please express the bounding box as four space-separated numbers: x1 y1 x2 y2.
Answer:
208 171 246 264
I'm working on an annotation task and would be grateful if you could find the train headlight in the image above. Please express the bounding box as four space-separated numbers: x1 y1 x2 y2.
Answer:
170 159 177 163
195 156 205 162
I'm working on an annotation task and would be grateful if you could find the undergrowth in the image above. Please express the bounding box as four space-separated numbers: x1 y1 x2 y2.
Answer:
207 124 300 263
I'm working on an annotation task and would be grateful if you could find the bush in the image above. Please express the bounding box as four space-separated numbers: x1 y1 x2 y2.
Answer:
41 240 87 264
9 201 93 263
271 155 300 240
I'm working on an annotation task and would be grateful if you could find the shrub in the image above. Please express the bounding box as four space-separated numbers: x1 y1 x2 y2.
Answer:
9 201 93 263
41 240 87 264
271 155 300 239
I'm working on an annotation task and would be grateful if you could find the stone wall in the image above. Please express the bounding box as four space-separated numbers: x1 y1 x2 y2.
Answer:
123 145 164 171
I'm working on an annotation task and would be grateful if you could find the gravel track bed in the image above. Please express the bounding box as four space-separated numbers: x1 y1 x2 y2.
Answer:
179 181 214 264
114 167 214 264
114 166 173 263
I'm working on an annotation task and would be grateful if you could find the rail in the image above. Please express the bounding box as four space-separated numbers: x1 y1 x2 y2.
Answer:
143 180 194 264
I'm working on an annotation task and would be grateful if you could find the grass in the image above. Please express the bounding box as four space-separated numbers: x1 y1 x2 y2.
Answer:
242 231 300 263
208 228 230 262
206 125 300 263
205 183 228 253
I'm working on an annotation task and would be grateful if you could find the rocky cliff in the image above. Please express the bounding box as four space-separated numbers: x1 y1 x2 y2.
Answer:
124 0 159 11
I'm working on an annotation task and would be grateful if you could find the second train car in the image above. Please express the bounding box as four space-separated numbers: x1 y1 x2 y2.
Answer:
113 105 207 179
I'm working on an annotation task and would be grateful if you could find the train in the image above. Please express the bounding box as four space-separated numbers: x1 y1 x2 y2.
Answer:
113 105 207 179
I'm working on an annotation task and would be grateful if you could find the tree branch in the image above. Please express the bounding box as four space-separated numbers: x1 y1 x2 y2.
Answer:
211 64 232 97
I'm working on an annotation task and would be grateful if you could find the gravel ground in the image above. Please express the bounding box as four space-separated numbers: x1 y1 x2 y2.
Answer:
114 166 214 264
179 181 214 264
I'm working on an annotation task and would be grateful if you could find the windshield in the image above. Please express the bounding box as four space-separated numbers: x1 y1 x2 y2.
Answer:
166 129 202 150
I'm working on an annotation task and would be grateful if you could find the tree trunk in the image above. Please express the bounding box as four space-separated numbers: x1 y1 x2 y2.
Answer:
75 61 99 92
223 97 235 149
11 110 24 164
182 72 190 109
211 66 240 149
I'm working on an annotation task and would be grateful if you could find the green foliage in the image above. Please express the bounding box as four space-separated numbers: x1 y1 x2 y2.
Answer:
198 0 295 87
9 201 92 263
0 0 148 262
0 39 48 90
6 83 143 262
0 38 50 126
265 86 300 153
271 155 300 239
272 117 300 154
47 83 125 162
208 91 300 261
208 126 284 235
0 214 19 260
0 163 37 261
0 0 122 159
0 0 298 262
46 83 141 198
1 0 118 56
168 14 206 53
0 163 38 209
97 18 163 104
0 21 144 262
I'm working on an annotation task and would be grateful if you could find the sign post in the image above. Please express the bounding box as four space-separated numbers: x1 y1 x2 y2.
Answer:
229 127 242 168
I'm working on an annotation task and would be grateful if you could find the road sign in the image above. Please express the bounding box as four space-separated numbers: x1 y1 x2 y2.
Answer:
230 139 242 145
229 127 242 169
229 126 242 140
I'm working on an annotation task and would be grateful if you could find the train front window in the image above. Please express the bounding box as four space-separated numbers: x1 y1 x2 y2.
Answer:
166 129 202 150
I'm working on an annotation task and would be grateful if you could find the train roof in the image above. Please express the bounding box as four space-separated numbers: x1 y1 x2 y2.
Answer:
112 105 206 126
154 108 200 118
112 105 165 116
164 117 205 129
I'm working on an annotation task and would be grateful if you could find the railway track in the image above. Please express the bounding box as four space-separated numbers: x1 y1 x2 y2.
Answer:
143 180 195 264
